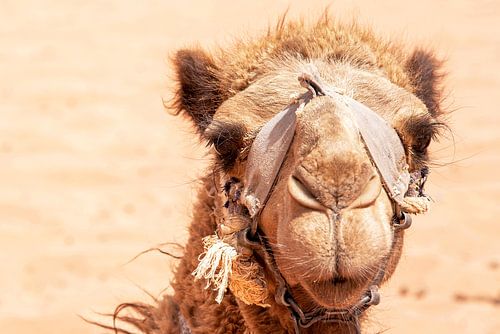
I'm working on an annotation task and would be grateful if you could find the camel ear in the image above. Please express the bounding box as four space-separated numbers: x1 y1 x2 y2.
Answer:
405 49 445 117
172 48 223 133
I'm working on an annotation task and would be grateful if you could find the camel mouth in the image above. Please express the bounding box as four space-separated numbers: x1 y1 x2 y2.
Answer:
332 276 348 285
299 275 368 308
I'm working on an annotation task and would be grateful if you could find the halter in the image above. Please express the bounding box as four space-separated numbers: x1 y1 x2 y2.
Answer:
192 64 429 334
239 66 418 333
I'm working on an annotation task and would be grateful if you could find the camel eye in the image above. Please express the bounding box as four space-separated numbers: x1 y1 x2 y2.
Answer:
204 121 245 170
412 134 432 154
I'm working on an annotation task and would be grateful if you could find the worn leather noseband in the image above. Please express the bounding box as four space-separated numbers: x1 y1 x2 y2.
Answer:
243 68 411 221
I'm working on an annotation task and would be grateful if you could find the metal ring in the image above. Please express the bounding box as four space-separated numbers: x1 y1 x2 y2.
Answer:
366 285 381 306
287 295 307 323
275 283 290 306
237 227 261 249
393 212 412 230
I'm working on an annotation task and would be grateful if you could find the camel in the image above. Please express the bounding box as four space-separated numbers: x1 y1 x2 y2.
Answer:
101 15 446 334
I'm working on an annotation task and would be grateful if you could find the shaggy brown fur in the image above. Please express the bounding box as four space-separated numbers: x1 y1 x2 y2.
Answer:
102 14 446 334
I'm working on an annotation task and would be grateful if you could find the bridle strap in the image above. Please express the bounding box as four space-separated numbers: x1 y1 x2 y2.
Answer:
238 65 415 333
243 66 411 229
243 91 313 224
300 70 411 204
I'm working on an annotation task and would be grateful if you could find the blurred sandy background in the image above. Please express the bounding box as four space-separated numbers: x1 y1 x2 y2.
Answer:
1 1 499 333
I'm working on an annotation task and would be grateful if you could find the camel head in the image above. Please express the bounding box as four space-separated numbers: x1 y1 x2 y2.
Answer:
171 23 445 319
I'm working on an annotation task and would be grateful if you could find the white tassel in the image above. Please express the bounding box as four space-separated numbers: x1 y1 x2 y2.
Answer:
192 235 237 303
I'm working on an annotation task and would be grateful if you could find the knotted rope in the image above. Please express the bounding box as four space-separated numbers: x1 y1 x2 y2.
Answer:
192 179 270 307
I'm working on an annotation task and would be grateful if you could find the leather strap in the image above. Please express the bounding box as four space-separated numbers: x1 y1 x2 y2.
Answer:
243 67 410 221
339 95 410 203
243 91 313 221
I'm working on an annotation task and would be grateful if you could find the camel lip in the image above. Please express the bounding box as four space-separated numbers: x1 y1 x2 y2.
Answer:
309 275 352 289
331 275 348 285
299 276 366 308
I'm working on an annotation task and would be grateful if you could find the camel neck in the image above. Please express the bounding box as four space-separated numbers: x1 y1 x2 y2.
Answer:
237 298 363 334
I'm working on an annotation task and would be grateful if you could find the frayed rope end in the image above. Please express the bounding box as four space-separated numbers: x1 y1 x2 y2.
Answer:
192 235 237 304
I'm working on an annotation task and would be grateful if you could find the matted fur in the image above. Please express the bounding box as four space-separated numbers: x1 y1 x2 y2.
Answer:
99 13 447 334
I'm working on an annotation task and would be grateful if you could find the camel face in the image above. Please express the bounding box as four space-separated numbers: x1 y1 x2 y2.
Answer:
209 61 435 309
260 96 395 309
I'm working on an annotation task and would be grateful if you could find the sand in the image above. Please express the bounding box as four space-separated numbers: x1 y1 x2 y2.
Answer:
0 1 498 333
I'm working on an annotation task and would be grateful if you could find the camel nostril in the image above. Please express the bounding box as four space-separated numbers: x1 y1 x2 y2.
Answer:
348 173 382 209
288 176 326 211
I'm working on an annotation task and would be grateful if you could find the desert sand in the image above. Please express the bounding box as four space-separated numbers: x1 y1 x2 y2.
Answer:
0 1 498 333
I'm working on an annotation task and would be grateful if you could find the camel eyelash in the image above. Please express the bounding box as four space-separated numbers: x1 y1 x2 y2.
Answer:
205 120 246 170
